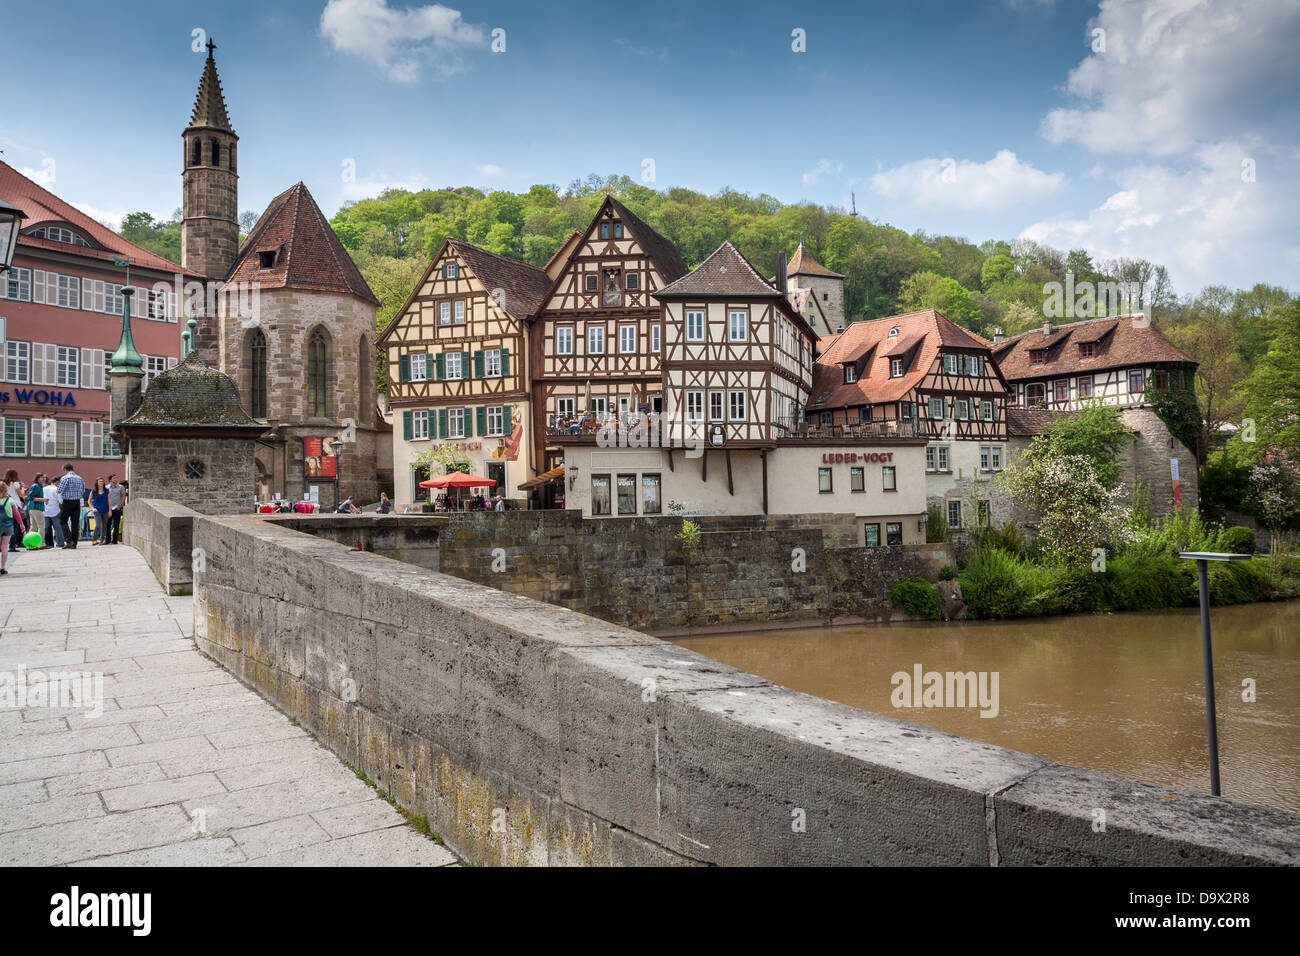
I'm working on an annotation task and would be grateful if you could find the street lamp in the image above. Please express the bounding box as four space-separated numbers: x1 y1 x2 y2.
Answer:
326 437 343 510
1178 550 1252 797
0 198 29 274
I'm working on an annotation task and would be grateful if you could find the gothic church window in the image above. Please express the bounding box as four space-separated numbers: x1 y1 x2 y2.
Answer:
307 328 330 417
249 329 268 418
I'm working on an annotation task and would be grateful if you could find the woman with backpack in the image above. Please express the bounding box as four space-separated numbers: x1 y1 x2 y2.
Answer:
0 481 26 575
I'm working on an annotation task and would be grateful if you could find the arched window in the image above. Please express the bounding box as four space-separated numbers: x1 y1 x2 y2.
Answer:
230 143 237 172
210 138 220 167
307 328 329 418
191 138 201 167
248 329 267 418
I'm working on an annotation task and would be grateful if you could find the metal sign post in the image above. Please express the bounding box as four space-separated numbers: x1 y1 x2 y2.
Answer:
1178 551 1252 797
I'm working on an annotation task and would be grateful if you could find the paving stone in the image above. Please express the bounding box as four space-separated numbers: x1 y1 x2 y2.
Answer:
45 763 168 799
311 799 407 839
100 772 227 812
0 794 105 834
68 837 247 867
229 813 333 859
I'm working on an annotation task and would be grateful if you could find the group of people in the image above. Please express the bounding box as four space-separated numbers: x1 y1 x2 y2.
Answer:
431 493 506 512
0 466 128 575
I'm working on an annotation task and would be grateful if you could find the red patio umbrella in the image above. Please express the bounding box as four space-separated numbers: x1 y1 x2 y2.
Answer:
419 473 497 488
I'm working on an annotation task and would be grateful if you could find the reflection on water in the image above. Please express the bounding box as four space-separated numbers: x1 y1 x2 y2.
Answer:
673 601 1300 812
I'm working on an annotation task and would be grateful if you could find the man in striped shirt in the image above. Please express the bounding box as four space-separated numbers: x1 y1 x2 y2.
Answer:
57 464 85 550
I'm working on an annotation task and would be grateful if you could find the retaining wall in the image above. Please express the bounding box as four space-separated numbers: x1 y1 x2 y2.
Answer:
135 498 1300 867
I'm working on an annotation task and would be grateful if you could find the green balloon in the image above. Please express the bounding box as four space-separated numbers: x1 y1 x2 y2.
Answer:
23 531 42 550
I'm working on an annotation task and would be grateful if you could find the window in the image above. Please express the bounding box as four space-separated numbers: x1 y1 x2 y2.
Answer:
413 410 429 440
901 402 916 420
484 349 502 377
708 391 724 422
3 418 26 456
410 352 429 381
185 458 206 480
926 446 936 472
599 222 610 239
1078 377 1094 398
977 501 990 526
440 302 451 326
980 446 990 471
557 327 573 355
55 274 80 309
56 346 79 387
625 272 639 290
947 501 962 529
613 222 623 239
642 474 661 514
728 391 747 421
890 358 904 377
145 288 170 321
1026 382 1046 407
1079 342 1096 358
850 467 865 492
103 433 121 459
585 273 599 293
980 400 993 421
602 269 622 307
3 266 31 301
191 139 201 167
651 325 661 353
5 341 30 382
29 225 89 247
1054 380 1070 403
55 420 77 458
1154 370 1169 390
442 263 458 279
686 390 704 422
104 283 124 317
844 364 858 384
249 330 267 418
307 329 328 417
929 397 945 419
686 310 705 342
944 354 958 375
886 523 903 546
619 325 636 353
447 408 465 438
1029 349 1046 364
590 396 607 417
728 310 747 342
454 300 466 324
486 405 504 436
444 352 463 379
1129 369 1145 393
556 397 575 419
142 355 169 391
956 399 969 420
882 466 896 491
258 251 276 269
818 467 833 493
588 325 605 354
591 475 611 516
991 446 1002 470
864 524 881 547
820 411 833 427
966 355 982 376
617 475 637 515
937 445 949 471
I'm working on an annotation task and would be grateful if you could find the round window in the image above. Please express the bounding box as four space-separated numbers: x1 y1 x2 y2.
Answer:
184 459 206 480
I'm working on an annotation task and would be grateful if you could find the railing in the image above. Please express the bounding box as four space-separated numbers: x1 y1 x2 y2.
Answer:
773 417 919 440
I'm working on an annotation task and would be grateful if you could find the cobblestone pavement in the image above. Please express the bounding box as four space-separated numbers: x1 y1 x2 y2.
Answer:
0 541 459 866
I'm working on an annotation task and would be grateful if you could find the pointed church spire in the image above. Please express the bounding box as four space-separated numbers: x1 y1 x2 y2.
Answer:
188 38 234 133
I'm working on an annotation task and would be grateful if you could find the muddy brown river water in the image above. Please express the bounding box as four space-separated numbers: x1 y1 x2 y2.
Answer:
673 600 1300 811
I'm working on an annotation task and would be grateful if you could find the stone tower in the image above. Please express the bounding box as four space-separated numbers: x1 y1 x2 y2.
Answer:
786 243 846 332
182 39 239 362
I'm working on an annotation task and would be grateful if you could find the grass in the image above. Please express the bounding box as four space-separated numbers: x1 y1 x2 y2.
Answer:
348 763 446 846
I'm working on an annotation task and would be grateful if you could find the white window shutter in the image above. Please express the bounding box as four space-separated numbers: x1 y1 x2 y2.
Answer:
29 417 43 457
80 349 92 390
169 290 178 322
90 421 103 458
45 344 58 385
69 276 80 310
82 280 94 310
95 280 106 313
166 356 177 369
32 270 46 305
29 343 43 385
92 349 105 389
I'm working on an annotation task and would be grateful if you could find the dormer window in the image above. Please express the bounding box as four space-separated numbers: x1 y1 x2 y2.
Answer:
1079 342 1096 358
28 225 90 247
613 222 623 239
888 326 899 337
1029 348 1047 364
890 357 904 378
599 222 610 239
843 364 858 384
258 250 277 269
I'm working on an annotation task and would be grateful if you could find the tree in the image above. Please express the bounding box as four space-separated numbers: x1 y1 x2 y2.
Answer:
1238 298 1300 459
896 271 984 331
1166 286 1244 454
1002 447 1130 567
1040 402 1130 490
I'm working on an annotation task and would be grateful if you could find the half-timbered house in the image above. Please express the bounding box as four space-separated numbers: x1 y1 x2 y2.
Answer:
379 238 552 507
532 196 688 473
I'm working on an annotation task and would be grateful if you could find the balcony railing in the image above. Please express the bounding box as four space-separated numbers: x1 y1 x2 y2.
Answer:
774 417 918 440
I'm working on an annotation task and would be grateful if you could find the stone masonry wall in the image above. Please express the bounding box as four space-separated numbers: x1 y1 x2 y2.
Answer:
127 435 257 515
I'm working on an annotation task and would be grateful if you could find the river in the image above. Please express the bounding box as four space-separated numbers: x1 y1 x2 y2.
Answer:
673 600 1300 812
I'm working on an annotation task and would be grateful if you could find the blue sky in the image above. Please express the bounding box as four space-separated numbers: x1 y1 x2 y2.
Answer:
3 0 1297 294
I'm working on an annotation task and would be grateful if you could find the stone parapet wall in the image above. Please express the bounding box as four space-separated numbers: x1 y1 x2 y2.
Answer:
130 498 1300 866
123 498 194 594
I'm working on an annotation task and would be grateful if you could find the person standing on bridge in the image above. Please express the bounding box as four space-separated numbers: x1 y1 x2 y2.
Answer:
56 464 85 550
0 481 26 574
106 475 126 545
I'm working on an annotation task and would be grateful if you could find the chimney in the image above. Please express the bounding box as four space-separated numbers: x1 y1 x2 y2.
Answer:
992 327 1004 344
1042 320 1053 338
774 252 787 291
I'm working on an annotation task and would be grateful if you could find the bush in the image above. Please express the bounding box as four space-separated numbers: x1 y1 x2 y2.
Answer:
889 577 940 620
1222 525 1257 555
1100 552 1193 610
958 548 1056 619
925 504 950 543
938 564 955 581
1208 560 1267 605
971 520 1026 556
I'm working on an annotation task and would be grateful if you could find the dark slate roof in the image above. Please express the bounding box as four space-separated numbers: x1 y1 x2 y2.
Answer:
655 241 779 298
122 352 265 430
224 182 378 303
607 197 688 283
992 314 1193 381
788 243 844 279
1006 407 1068 437
450 239 553 318
188 45 235 134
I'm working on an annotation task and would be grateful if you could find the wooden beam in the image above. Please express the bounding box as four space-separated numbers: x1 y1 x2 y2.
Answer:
761 450 768 514
726 449 734 497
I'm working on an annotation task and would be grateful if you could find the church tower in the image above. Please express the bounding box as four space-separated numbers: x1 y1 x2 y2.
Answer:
182 40 239 283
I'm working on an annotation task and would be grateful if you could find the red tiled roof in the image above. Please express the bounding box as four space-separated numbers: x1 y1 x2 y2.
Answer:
225 182 377 303
544 229 582 272
0 159 194 276
992 315 1193 381
810 309 998 409
655 241 777 298
788 243 844 279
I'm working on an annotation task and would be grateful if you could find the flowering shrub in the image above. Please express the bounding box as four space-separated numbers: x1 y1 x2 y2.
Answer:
1248 452 1300 546
1003 449 1131 567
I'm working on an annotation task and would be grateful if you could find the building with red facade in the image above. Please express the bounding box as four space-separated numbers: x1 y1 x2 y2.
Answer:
0 161 191 486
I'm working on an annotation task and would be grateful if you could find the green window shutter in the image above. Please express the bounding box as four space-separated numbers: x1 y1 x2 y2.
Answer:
462 352 471 378
429 408 439 439
501 404 512 434
464 407 475 436
476 406 486 436
500 348 510 376
438 408 448 437
399 354 410 382
402 410 412 440
435 353 445 380
474 350 485 378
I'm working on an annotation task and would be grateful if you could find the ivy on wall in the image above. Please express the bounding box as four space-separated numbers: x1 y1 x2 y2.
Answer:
1146 367 1204 462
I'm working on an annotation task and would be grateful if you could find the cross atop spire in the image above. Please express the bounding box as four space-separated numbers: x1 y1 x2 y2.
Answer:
206 37 216 56
187 38 235 134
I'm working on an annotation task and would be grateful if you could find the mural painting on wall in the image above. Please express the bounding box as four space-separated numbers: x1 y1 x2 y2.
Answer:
491 407 525 462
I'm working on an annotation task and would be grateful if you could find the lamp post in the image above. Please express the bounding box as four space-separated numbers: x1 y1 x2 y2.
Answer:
0 198 29 274
1178 551 1252 797
326 437 343 511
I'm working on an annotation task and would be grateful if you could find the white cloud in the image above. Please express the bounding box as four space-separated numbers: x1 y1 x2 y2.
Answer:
474 163 504 179
341 171 430 201
70 201 124 231
869 150 1065 210
18 160 56 187
1020 140 1300 291
802 159 843 186
319 0 485 82
1040 0 1300 155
